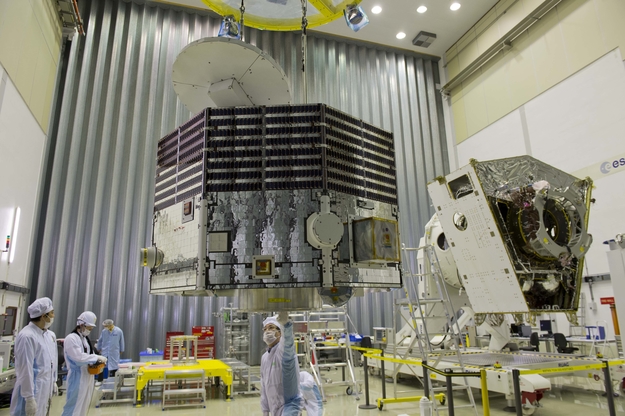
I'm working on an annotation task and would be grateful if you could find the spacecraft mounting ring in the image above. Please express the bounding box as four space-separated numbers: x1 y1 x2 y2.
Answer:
527 188 591 260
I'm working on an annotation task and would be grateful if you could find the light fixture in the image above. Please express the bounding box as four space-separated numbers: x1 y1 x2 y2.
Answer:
396 32 406 40
371 5 382 14
450 2 461 11
218 15 241 39
344 4 369 32
417 6 427 13
412 31 437 48
9 207 20 264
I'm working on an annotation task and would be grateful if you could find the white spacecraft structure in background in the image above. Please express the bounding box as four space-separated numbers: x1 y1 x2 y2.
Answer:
403 156 594 351
141 38 402 311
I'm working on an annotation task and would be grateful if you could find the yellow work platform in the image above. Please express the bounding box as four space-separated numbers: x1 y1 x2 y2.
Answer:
135 359 233 402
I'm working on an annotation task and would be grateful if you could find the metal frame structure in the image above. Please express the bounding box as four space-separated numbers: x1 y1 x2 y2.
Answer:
95 368 137 407
220 306 252 364
379 244 478 415
297 307 361 401
220 357 261 396
162 369 206 410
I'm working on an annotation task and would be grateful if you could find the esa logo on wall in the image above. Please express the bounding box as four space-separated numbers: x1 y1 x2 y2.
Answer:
600 158 625 174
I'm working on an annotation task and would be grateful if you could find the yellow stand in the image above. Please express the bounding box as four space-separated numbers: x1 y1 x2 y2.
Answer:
135 359 233 403
376 393 446 411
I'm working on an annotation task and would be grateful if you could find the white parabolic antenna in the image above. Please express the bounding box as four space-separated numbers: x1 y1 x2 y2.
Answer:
172 37 293 114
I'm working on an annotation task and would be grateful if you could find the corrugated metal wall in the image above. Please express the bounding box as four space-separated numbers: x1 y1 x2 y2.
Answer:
32 0 448 362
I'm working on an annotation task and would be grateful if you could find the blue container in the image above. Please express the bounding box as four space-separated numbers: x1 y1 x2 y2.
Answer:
585 326 606 340
139 351 164 362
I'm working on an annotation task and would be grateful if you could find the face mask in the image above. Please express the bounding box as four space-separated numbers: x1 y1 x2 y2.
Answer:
263 330 277 345
81 329 91 337
44 317 54 329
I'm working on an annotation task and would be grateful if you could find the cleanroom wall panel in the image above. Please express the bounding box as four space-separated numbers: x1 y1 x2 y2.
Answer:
558 0 605 74
595 0 625 53
451 93 469 142
462 72 488 137
496 0 526 35
0 0 26 78
456 110 527 165
524 49 625 173
481 54 512 124
456 28 477 62
458 39 480 73
505 32 539 111
0 66 46 289
14 7 40 105
581 173 625 288
526 8 569 92
446 56 461 81
444 0 625 145
0 0 61 134
476 17 502 56
30 42 55 126
32 0 448 360
523 0 545 11
31 0 63 66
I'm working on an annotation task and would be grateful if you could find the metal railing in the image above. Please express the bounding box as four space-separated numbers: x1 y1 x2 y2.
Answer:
353 347 490 416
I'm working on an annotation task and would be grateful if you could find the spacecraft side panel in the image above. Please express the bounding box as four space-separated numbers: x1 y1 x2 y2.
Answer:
150 201 202 293
333 193 402 287
475 156 584 197
428 166 528 314
206 189 322 288
146 103 401 298
471 156 592 312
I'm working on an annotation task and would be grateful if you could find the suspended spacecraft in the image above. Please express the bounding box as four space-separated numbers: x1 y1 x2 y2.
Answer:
141 38 401 311
427 156 593 320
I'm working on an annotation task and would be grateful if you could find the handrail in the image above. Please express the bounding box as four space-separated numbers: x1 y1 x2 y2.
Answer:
359 349 490 416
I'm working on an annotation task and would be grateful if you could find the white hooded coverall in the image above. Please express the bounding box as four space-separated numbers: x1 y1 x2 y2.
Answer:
299 371 323 416
10 323 57 416
260 320 303 416
61 330 99 416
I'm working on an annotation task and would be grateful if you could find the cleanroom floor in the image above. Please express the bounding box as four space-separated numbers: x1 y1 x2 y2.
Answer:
2 365 623 415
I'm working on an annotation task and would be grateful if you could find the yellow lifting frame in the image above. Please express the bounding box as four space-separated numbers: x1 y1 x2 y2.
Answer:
201 0 362 31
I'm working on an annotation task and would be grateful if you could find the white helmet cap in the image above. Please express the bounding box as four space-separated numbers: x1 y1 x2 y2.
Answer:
77 311 97 327
262 316 283 332
102 319 114 327
27 297 54 319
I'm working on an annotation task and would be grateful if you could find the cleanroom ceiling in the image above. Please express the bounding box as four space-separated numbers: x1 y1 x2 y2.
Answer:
148 0 499 58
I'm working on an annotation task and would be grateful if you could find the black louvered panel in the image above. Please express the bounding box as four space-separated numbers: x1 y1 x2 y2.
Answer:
154 103 398 210
153 111 207 211
179 109 206 133
154 164 203 194
157 130 179 167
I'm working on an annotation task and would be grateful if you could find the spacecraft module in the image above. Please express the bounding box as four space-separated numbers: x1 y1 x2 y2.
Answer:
142 103 402 310
427 156 593 319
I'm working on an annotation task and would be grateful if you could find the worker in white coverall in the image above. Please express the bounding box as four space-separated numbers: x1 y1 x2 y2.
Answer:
260 311 303 416
96 319 124 378
62 311 107 416
299 371 323 415
10 297 58 416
